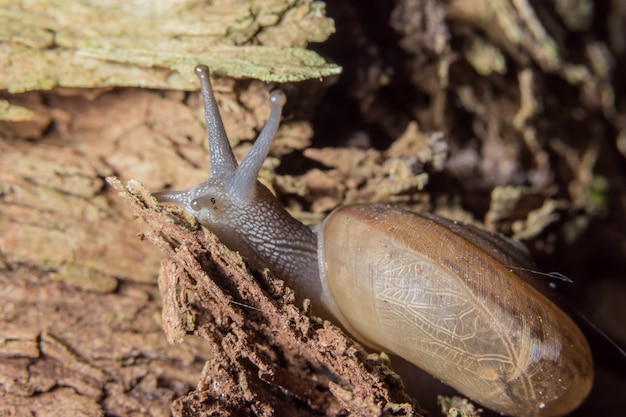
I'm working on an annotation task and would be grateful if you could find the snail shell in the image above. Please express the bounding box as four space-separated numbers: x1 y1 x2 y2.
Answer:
154 65 594 417
319 204 593 417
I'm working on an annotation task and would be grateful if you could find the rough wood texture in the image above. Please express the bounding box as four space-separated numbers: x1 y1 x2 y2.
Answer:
107 178 422 416
2 0 625 416
0 0 339 94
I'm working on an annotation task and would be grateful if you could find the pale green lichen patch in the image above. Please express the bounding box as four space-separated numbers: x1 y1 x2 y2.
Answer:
437 395 481 417
0 99 34 121
464 37 506 76
84 45 342 85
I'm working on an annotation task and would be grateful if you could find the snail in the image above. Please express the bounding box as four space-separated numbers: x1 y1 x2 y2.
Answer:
154 65 593 417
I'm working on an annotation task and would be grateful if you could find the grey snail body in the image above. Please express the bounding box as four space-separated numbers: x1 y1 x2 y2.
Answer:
154 65 593 417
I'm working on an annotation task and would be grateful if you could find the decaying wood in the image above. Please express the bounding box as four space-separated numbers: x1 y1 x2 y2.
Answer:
0 0 339 96
0 263 210 417
107 177 423 417
2 0 625 416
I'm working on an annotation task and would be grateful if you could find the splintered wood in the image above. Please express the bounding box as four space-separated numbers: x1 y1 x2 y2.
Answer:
108 177 422 417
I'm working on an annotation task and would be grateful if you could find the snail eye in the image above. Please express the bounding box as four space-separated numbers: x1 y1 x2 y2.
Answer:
190 195 216 211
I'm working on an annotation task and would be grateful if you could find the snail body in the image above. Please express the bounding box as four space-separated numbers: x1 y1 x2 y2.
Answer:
155 65 593 417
